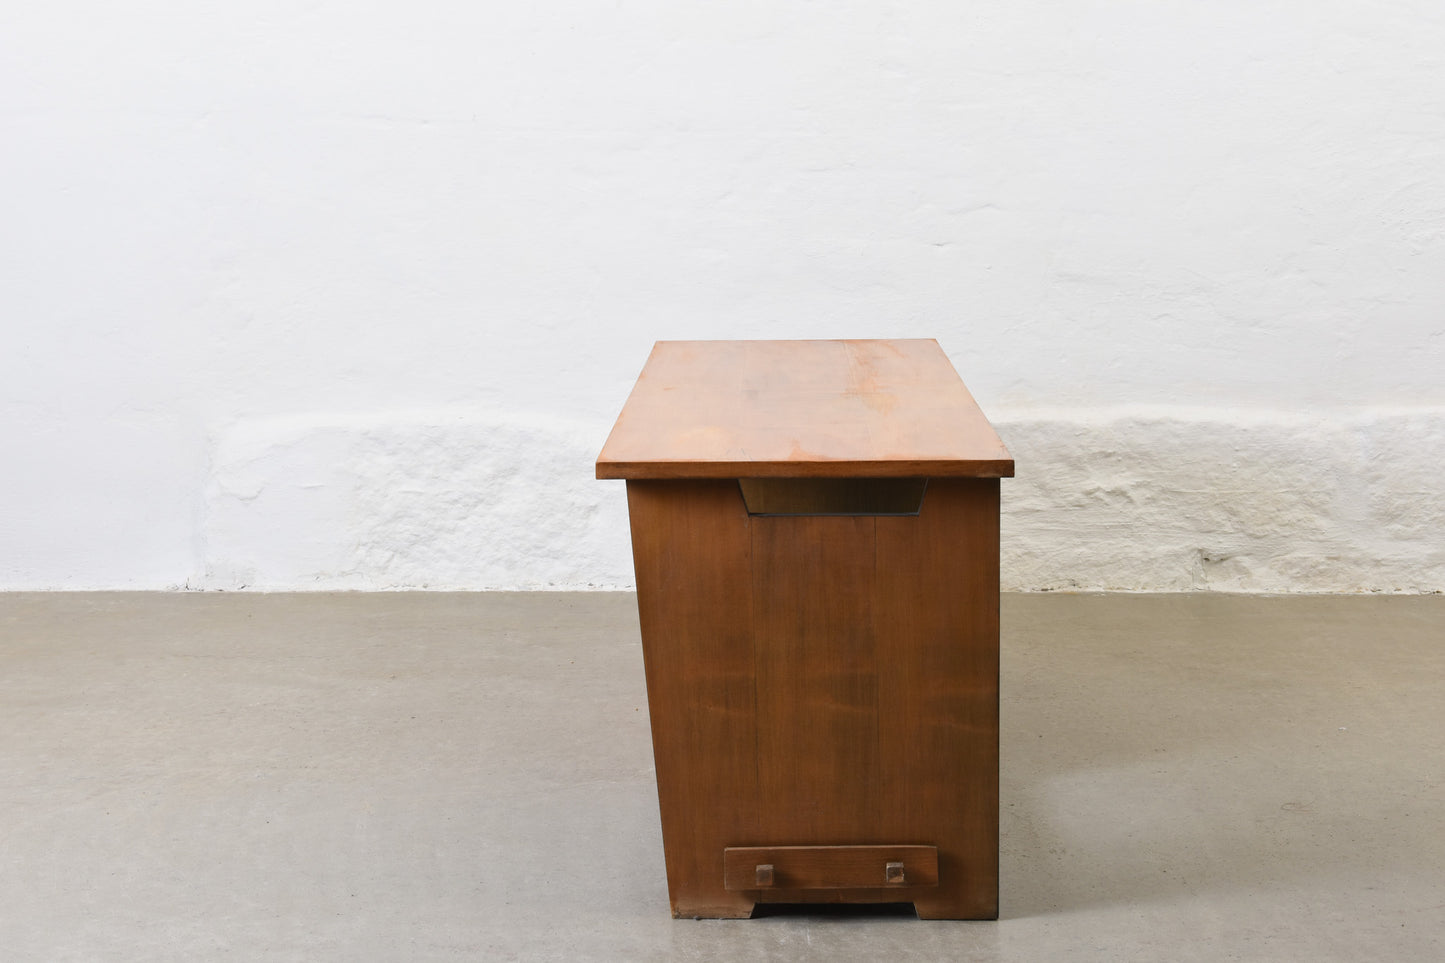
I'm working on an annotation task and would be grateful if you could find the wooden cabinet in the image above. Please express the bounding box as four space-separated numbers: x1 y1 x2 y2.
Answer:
597 340 1013 920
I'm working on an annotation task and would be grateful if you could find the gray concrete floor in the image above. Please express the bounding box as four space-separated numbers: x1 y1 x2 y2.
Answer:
0 592 1442 961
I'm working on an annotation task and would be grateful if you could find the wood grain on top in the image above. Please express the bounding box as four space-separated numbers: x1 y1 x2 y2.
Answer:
596 339 1014 479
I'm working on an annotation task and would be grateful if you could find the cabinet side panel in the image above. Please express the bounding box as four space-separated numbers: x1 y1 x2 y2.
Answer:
876 478 1000 919
751 515 880 845
626 480 757 918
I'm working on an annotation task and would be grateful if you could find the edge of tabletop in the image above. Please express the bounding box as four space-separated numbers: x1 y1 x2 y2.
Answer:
594 458 1016 480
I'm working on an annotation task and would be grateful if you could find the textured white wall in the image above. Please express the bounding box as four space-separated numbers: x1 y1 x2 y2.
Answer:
3 2 1442 591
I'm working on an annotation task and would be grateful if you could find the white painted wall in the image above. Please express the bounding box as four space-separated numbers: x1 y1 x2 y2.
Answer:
3 2 1442 592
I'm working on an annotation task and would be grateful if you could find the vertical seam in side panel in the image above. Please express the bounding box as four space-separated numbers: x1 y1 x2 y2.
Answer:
749 503 762 834
870 514 881 831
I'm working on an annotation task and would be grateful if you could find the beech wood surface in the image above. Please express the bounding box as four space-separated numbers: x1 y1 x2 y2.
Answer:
625 478 1000 920
753 515 880 844
876 478 1000 920
596 340 1014 479
626 480 758 919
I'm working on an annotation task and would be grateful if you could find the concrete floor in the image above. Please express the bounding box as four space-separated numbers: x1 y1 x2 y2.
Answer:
0 593 1441 961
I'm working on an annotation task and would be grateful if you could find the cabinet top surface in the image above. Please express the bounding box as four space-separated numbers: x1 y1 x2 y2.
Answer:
596 339 1014 479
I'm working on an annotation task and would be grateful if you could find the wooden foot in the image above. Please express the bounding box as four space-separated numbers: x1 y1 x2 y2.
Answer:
670 892 755 920
912 895 998 921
